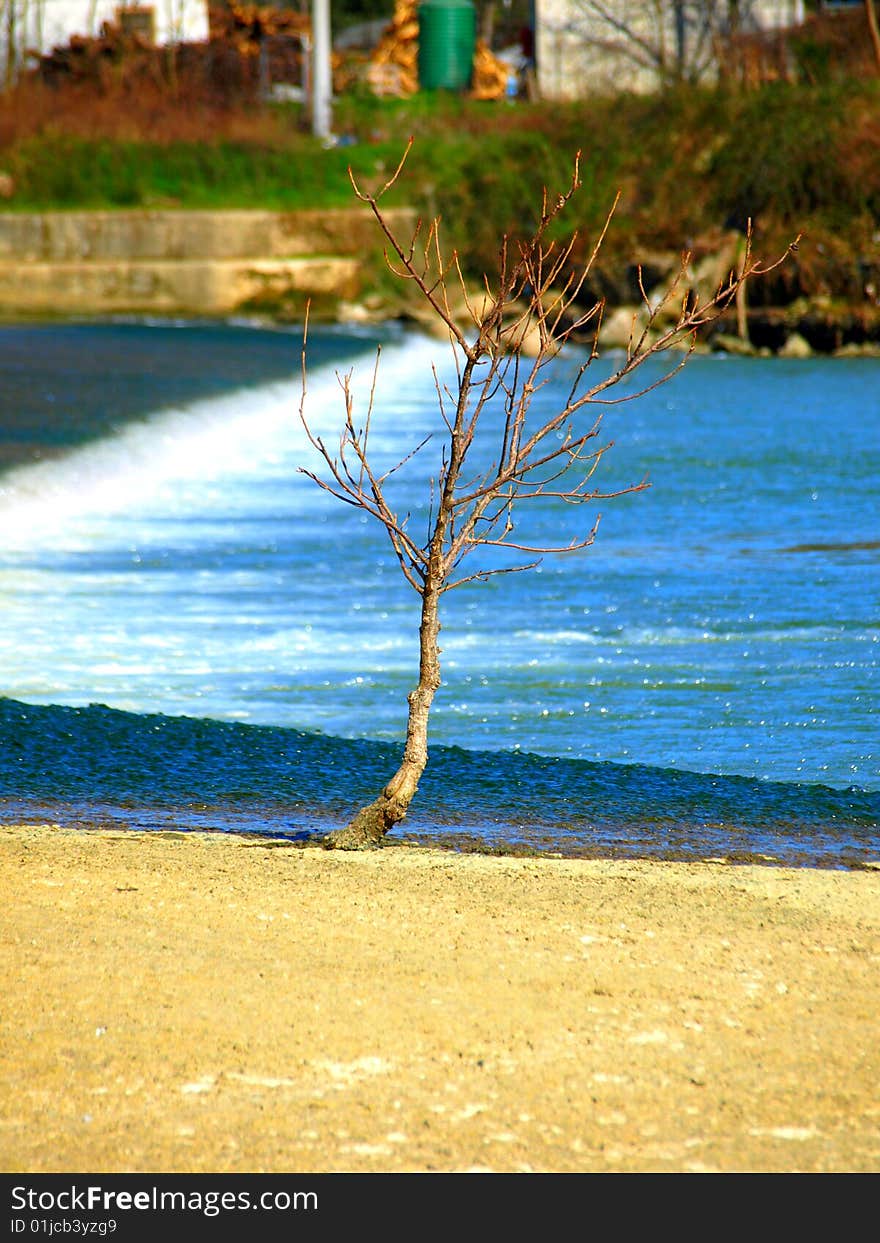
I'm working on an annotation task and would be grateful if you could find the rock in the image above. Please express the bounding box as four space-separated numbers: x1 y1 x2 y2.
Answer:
833 341 880 358
337 299 386 325
501 315 560 359
599 305 643 351
689 235 741 301
710 332 757 357
778 332 813 359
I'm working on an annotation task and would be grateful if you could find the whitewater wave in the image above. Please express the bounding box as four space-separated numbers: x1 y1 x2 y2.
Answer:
0 333 445 552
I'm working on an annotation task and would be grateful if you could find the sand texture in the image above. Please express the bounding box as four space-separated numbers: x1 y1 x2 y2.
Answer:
1 824 879 1173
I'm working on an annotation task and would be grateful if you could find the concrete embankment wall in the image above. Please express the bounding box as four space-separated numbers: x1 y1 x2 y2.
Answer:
0 208 414 318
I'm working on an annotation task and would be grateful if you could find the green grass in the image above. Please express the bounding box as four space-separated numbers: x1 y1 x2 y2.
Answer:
2 134 415 211
1 79 877 292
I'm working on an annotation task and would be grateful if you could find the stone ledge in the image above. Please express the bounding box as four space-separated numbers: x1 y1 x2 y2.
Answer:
0 207 418 318
0 207 416 263
0 255 362 316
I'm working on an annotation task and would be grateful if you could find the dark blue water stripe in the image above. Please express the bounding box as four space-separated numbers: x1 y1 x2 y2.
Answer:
1 698 876 868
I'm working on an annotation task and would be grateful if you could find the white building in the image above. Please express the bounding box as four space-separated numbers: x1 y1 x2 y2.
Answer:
1 0 210 80
535 0 807 99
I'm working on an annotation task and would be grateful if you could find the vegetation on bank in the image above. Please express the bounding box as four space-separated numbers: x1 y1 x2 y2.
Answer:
0 76 878 317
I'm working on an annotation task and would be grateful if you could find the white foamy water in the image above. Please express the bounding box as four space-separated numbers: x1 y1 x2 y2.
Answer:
0 334 443 549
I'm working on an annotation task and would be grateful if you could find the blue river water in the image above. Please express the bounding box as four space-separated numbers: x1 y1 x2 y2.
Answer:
0 319 877 866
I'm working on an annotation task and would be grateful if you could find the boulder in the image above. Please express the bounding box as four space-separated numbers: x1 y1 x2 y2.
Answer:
778 331 813 359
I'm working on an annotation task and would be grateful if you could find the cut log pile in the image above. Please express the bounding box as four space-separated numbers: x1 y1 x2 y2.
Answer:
471 38 511 100
32 23 156 84
31 5 312 93
207 4 311 56
31 1 513 100
365 0 420 96
208 2 313 86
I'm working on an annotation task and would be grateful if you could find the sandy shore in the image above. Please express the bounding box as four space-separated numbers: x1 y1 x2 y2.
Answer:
1 822 878 1174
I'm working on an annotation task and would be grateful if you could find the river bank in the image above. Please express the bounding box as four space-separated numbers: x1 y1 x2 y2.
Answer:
1 208 878 355
2 823 878 1173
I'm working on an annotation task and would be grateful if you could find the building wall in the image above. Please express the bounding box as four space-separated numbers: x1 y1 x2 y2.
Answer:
535 0 806 99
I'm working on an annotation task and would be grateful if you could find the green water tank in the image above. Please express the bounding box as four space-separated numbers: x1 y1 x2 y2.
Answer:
417 0 476 91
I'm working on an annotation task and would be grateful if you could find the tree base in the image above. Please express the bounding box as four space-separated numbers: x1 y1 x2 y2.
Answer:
321 797 402 851
321 823 383 851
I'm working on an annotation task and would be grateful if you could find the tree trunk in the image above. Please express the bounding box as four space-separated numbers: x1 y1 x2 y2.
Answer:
866 0 880 75
322 581 442 849
736 234 749 343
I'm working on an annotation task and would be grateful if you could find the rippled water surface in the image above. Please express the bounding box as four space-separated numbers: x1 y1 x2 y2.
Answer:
0 320 877 865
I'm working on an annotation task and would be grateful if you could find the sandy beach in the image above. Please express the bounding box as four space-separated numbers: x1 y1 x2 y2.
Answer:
1 822 878 1174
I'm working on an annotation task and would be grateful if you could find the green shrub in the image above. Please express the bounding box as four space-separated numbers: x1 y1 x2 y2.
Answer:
1 80 875 301
707 82 867 227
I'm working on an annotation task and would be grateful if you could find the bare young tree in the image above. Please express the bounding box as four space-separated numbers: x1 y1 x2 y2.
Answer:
299 144 794 850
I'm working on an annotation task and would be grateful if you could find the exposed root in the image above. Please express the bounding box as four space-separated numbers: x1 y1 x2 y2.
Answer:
321 794 408 851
